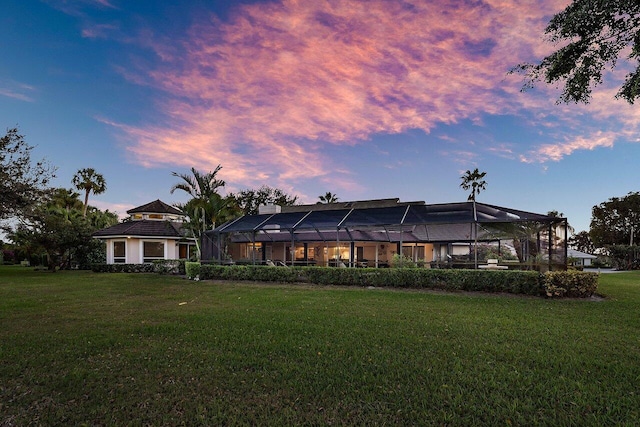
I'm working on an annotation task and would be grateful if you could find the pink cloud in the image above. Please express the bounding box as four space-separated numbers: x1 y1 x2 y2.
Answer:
0 80 35 102
112 0 578 188
520 131 616 163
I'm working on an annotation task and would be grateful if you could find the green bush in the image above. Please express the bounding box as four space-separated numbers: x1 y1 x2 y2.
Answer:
195 266 601 298
185 262 201 280
91 263 156 273
153 259 186 275
390 254 417 268
541 270 599 298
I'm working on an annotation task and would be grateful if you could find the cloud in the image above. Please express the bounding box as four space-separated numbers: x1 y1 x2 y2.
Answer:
0 80 36 102
520 131 616 163
108 0 585 188
82 23 119 39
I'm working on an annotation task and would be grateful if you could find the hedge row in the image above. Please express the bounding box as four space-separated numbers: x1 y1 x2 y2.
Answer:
186 264 598 298
92 260 186 275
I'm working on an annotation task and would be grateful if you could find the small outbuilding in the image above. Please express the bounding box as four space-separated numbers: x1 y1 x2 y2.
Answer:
93 199 196 264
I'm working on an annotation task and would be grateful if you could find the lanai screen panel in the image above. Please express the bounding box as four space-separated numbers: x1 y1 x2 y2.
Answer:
404 203 473 225
340 206 408 229
257 211 309 230
294 209 352 231
216 214 274 233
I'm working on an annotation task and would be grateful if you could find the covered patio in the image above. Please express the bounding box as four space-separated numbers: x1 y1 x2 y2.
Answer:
202 199 568 271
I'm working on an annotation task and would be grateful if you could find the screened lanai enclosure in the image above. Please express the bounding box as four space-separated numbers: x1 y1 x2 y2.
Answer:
202 199 568 271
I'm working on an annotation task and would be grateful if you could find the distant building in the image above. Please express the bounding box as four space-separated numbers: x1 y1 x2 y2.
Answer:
568 248 597 268
93 200 196 264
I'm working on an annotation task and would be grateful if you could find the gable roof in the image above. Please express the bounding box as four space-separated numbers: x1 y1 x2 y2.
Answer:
127 199 184 216
93 220 186 239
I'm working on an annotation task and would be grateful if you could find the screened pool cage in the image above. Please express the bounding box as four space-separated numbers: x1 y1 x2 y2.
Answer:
202 200 568 271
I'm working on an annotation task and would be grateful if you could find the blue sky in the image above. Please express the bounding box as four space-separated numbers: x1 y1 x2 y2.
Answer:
2 0 639 233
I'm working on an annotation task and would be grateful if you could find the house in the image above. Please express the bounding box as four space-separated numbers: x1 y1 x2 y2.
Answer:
202 198 569 270
93 200 196 264
568 248 598 267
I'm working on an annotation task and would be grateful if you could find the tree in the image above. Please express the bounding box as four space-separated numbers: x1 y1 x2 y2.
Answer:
460 168 487 201
231 186 299 215
3 188 117 270
170 166 231 260
318 192 340 204
0 127 55 220
513 1 640 104
170 166 226 230
174 193 239 259
590 192 640 247
72 168 106 217
569 230 596 254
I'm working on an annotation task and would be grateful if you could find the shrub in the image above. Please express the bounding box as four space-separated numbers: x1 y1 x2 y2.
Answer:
390 254 417 268
91 263 156 273
541 270 599 298
153 259 186 275
185 262 201 280
90 262 599 299
194 266 548 295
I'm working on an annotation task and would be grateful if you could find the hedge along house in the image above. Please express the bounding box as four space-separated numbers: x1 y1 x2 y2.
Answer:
202 198 569 271
93 200 197 264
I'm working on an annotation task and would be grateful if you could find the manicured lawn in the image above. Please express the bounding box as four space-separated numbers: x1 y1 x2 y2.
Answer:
1 266 639 425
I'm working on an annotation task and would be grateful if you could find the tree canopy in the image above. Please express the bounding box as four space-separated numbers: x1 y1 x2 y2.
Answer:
318 192 339 204
460 169 487 202
590 192 640 247
514 0 640 103
4 187 118 270
231 186 299 216
0 128 56 220
170 166 232 259
72 168 107 217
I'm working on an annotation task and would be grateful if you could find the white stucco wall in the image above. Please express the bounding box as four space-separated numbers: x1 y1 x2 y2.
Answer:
102 237 182 264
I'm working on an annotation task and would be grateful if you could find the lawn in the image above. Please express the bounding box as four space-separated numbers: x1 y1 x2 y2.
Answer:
1 266 639 426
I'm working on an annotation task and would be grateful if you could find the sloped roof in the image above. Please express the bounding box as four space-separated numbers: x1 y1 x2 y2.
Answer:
127 199 184 216
568 249 597 259
93 220 185 239
212 201 562 237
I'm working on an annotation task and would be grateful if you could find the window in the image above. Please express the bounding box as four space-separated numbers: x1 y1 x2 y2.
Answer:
113 241 126 263
148 214 164 220
143 241 165 263
402 246 413 259
179 243 197 260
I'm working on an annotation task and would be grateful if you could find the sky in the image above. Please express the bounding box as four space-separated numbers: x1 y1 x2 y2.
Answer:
2 0 640 234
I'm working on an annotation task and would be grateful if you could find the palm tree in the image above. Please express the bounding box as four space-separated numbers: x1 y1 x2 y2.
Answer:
171 166 229 259
170 166 226 231
460 168 487 202
72 168 106 217
318 192 340 204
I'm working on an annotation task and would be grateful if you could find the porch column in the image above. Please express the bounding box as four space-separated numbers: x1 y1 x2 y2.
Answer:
350 241 355 267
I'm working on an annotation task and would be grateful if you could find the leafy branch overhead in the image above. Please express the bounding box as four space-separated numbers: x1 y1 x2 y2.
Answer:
513 0 640 103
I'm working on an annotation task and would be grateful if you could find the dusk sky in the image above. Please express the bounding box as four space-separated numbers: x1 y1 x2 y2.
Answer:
3 0 640 233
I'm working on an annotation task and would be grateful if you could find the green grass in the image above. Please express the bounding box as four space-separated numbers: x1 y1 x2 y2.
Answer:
1 266 640 425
